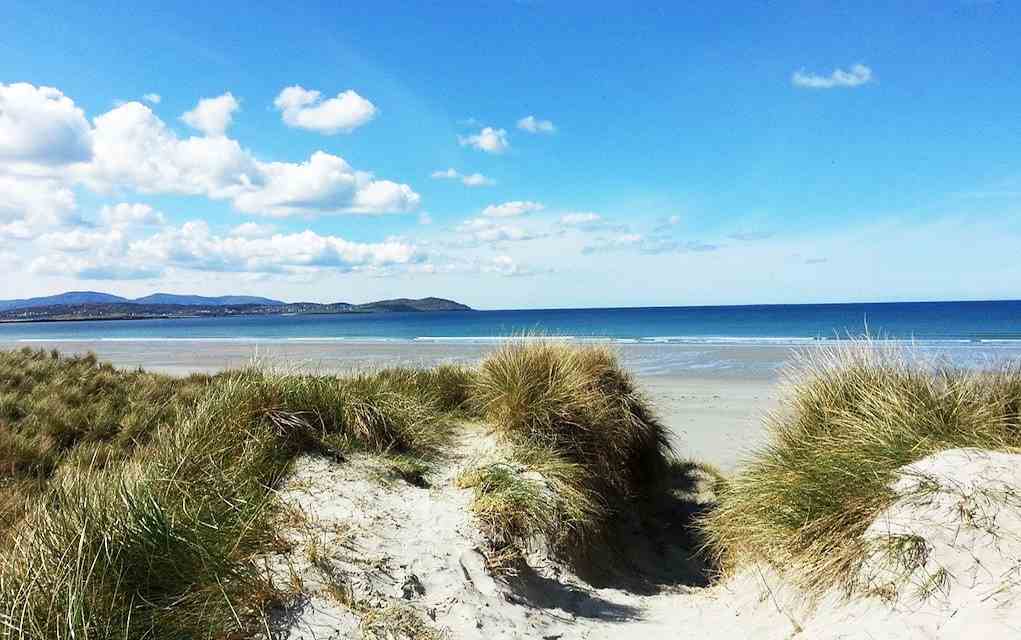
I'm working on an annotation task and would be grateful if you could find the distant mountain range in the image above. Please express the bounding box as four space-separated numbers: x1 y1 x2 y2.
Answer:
0 291 472 321
0 291 287 312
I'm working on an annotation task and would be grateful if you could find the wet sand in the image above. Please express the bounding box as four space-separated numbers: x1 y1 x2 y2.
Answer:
0 339 785 470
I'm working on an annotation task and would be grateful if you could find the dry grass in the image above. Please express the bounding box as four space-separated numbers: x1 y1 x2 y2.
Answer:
702 341 1021 595
461 341 672 562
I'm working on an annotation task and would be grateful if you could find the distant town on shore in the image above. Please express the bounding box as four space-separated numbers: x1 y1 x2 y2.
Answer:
0 291 472 323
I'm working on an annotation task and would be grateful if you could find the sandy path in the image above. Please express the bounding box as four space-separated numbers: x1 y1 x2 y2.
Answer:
265 422 721 639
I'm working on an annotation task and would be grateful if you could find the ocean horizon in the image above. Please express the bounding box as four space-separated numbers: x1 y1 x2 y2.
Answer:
1 299 1020 345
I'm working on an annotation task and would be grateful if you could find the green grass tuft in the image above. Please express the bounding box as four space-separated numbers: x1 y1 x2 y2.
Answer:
0 349 463 638
702 342 1021 595
462 341 672 562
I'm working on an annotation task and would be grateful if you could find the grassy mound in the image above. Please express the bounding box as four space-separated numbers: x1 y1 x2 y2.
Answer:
0 349 463 639
703 343 1021 595
0 348 213 532
460 341 672 564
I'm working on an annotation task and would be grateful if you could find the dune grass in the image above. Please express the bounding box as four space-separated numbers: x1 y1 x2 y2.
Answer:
0 348 465 639
460 341 672 563
702 342 1021 595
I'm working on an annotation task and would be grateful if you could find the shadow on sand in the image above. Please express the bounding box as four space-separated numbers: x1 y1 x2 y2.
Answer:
500 459 723 620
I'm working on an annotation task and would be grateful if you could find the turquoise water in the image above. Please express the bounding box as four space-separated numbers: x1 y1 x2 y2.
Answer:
1 300 1020 344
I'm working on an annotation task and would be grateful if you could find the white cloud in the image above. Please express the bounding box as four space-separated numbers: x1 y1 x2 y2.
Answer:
230 222 276 238
31 220 425 280
431 168 458 180
99 202 166 228
1 84 419 255
181 92 240 136
230 152 404 216
559 212 602 226
484 255 533 277
482 200 544 218
454 217 546 245
0 173 78 232
0 82 92 164
461 173 494 187
39 227 125 253
582 231 718 255
418 212 433 225
517 115 555 134
0 220 33 240
458 127 509 154
792 64 873 89
431 168 495 187
274 86 377 134
30 253 159 280
81 101 418 217
130 221 422 273
84 101 258 197
143 93 161 104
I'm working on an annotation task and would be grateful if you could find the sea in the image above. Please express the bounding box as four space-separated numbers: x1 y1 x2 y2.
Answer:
1 300 1020 376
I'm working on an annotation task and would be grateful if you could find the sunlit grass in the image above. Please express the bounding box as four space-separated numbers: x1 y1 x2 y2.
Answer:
702 341 1021 595
461 340 672 563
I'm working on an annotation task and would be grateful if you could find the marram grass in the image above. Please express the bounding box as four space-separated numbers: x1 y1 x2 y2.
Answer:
0 348 467 639
702 341 1021 596
461 340 672 563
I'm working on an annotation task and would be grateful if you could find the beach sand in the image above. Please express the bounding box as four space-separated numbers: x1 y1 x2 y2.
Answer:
7 339 1021 638
0 339 783 470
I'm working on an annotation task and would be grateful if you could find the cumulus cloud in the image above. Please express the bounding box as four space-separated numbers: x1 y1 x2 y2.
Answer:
30 253 160 280
142 93 161 104
1 86 419 226
0 173 79 234
792 64 873 89
31 220 425 280
483 255 538 277
132 221 422 273
39 227 125 253
180 92 240 136
229 152 419 216
80 101 418 216
516 115 555 134
453 217 546 246
482 200 544 218
458 127 509 154
230 222 276 238
274 86 377 134
430 168 495 187
0 82 93 164
83 101 258 196
99 202 166 228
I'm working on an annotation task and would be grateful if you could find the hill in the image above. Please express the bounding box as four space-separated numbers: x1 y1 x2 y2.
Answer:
352 297 472 313
0 295 473 322
0 291 128 312
131 293 285 306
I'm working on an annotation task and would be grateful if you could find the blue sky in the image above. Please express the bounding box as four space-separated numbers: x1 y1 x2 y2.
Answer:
1 1 1020 308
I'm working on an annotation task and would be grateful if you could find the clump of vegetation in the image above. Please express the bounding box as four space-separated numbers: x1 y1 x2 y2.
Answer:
359 604 444 640
0 348 213 533
0 349 463 639
702 342 1021 595
461 341 672 562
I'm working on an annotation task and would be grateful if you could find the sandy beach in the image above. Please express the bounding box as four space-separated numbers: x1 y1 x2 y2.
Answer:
0 339 783 470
